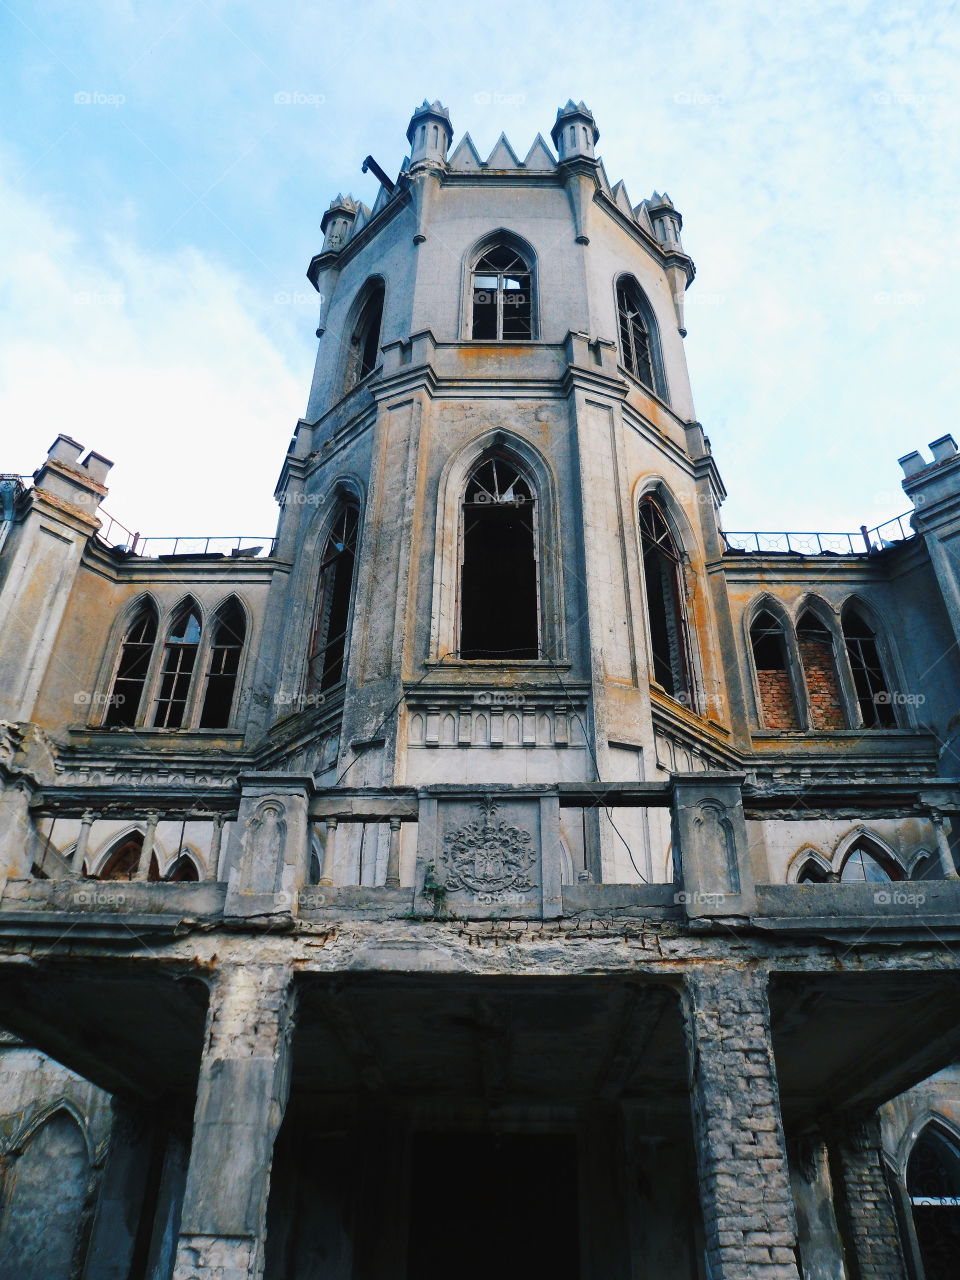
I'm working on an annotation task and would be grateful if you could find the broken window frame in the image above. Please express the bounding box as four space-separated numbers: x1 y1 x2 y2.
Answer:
152 603 203 730
838 840 902 883
615 276 666 398
841 605 898 728
306 503 361 694
199 598 247 729
104 605 158 727
458 454 541 661
639 496 695 710
344 282 385 393
469 243 535 342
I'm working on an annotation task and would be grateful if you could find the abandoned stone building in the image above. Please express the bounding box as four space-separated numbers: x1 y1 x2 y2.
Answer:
1 96 960 1279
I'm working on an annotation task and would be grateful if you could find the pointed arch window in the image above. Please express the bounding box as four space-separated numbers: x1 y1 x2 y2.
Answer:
908 1123 960 1279
200 599 246 728
839 840 902 883
842 606 896 727
796 609 847 730
307 504 360 692
639 497 693 706
98 832 159 882
471 244 533 341
616 277 664 394
105 605 157 726
797 859 829 884
153 604 201 728
166 854 200 882
750 609 800 730
345 283 384 391
460 456 539 659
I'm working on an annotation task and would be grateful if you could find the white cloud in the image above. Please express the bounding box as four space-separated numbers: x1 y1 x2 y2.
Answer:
0 148 306 538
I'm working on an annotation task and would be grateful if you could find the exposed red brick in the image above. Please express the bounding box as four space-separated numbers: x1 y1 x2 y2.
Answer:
757 670 799 731
798 638 847 730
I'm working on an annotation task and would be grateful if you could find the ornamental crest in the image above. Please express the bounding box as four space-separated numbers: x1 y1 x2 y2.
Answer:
440 796 536 894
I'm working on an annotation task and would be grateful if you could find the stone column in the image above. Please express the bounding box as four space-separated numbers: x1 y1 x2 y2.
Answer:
831 1114 909 1280
207 814 226 881
135 811 160 881
384 816 402 888
172 964 296 1280
70 809 95 874
318 816 337 886
684 967 801 1280
929 809 960 880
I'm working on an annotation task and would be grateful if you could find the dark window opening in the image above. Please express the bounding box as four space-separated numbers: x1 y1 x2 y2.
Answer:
617 277 655 389
842 607 896 727
796 609 847 730
407 1132 579 1280
640 498 693 706
908 1125 960 1280
153 606 201 728
750 608 799 730
460 457 538 660
797 859 829 884
471 245 532 341
307 505 359 692
200 600 246 728
105 608 157 726
166 855 200 882
345 285 384 390
98 834 159 882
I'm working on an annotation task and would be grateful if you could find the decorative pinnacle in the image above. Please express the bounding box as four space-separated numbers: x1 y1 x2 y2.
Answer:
406 99 453 146
550 99 599 147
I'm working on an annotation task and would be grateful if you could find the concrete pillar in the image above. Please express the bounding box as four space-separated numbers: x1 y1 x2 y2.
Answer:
672 773 755 917
830 1114 909 1280
221 775 313 920
135 811 160 881
207 815 226 881
385 816 402 888
318 816 337 886
70 810 95 874
684 967 801 1280
172 964 296 1280
929 810 960 879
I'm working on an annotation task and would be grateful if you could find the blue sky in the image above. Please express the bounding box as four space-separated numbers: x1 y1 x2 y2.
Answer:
2 0 957 540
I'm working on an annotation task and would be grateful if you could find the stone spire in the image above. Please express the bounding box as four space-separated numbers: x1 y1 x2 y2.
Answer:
406 99 453 167
550 99 599 162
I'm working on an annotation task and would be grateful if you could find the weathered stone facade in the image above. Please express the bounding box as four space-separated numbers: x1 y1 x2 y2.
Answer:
1 97 959 1277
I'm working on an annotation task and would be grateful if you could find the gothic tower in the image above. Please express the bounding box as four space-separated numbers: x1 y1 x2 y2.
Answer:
259 96 727 891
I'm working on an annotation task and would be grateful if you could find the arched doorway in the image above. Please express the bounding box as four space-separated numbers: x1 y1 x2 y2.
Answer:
907 1122 960 1279
0 1110 91 1280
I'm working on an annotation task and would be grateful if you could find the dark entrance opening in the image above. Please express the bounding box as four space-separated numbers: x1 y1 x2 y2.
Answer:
406 1131 579 1279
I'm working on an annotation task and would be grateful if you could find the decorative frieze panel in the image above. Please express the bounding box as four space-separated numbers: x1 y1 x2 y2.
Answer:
417 790 562 917
407 695 587 750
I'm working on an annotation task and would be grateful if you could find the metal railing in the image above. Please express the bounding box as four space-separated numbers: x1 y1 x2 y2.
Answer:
95 512 274 559
722 511 915 556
